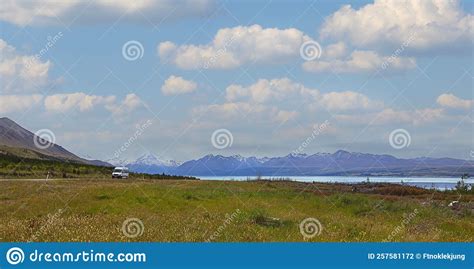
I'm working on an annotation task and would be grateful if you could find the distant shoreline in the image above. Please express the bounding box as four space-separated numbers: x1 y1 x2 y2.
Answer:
1 176 472 191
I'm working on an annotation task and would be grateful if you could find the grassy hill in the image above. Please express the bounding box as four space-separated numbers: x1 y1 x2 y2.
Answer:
0 117 111 166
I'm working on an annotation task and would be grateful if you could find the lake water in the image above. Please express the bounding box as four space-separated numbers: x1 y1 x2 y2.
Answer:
199 176 473 191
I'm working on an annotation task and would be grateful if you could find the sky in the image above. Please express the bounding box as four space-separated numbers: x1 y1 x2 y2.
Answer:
0 0 473 162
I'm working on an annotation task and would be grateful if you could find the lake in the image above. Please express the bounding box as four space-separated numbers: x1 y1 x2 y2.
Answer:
199 176 473 190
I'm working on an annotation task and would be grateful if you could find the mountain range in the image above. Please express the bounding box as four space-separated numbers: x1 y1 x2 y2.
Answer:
108 151 474 177
1 117 473 177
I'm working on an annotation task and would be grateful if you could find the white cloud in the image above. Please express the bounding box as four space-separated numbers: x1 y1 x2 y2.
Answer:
121 93 142 110
0 39 51 93
0 0 215 26
318 91 384 111
44 93 115 112
0 94 43 113
196 77 469 139
158 24 311 69
274 110 298 123
320 0 474 51
43 92 143 115
225 78 318 104
225 78 382 112
437 93 473 110
303 50 416 73
158 41 177 59
161 75 197 95
107 93 143 116
324 42 347 59
193 77 387 129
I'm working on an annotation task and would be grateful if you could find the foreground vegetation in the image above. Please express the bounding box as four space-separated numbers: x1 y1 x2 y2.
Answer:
0 179 472 242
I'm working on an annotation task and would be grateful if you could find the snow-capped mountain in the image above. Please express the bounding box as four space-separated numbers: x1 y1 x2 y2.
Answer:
174 150 474 177
108 153 181 174
133 153 181 167
105 157 135 167
104 150 473 177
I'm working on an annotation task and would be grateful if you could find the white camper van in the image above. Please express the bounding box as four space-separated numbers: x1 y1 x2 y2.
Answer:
112 167 129 179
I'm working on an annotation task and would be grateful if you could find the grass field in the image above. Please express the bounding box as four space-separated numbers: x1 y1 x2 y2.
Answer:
0 179 473 242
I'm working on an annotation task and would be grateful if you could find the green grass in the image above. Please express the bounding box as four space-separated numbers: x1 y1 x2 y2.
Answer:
0 179 472 242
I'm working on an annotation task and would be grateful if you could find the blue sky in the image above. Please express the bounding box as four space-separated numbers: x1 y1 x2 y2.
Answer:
0 0 472 162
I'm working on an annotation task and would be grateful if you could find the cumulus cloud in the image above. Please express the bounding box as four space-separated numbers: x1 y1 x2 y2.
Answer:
318 91 384 112
199 77 469 133
323 42 347 59
161 75 197 95
43 92 143 115
0 0 215 26
0 94 43 113
225 78 318 103
303 49 416 73
121 93 142 110
437 93 473 110
44 92 116 112
320 0 474 51
158 24 311 69
107 93 143 116
0 39 51 93
193 77 388 129
225 77 382 112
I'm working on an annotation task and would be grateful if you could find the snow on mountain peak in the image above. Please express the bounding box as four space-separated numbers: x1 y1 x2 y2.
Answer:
133 153 180 167
288 153 308 158
231 154 245 161
106 153 180 167
105 157 133 166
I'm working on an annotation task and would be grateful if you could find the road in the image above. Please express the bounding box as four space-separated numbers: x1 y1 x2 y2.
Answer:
0 178 97 182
